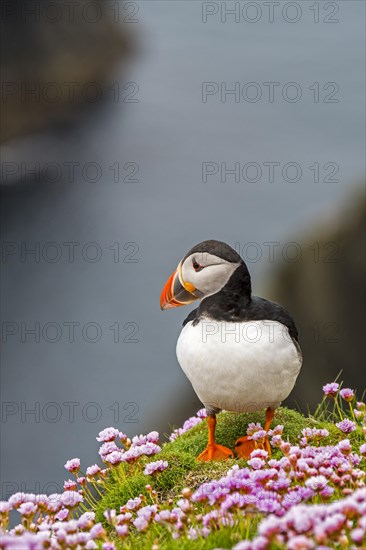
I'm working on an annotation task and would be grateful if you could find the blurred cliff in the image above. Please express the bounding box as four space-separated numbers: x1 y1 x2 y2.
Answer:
271 192 366 412
0 0 133 144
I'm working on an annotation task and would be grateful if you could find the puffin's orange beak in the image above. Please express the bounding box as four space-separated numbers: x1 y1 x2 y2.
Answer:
160 264 201 310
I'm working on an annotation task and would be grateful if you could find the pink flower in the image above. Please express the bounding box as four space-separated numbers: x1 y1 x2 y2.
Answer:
125 497 142 511
339 388 355 402
117 512 132 523
271 434 283 447
98 442 119 457
287 535 315 549
90 523 106 539
60 491 83 508
337 439 352 454
86 464 101 477
18 502 37 517
250 430 267 442
64 458 80 473
77 511 95 529
116 524 128 537
104 451 124 465
323 382 339 397
96 427 121 442
86 540 98 550
146 431 160 444
250 449 268 460
268 425 284 436
8 492 27 508
305 475 328 491
0 502 11 513
246 422 263 436
336 419 356 433
169 412 206 441
121 443 161 463
144 460 168 476
63 480 77 490
55 508 69 521
351 528 365 543
248 457 265 470
133 516 149 531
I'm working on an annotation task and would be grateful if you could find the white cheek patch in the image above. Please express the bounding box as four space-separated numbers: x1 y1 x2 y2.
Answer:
181 253 240 297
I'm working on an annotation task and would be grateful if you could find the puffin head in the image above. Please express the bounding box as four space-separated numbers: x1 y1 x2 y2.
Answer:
160 240 243 310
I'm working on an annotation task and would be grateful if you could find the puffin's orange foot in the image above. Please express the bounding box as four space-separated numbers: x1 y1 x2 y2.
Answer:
235 436 272 458
197 443 234 461
235 436 263 459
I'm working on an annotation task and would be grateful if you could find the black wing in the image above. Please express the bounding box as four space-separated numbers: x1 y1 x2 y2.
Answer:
182 308 199 327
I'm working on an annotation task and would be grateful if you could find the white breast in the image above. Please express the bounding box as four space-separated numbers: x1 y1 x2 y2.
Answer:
176 318 302 413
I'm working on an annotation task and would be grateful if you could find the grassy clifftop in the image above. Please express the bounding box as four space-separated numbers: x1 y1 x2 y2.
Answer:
1 388 364 549
94 406 364 549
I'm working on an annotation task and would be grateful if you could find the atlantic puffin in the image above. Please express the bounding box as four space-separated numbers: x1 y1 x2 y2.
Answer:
160 240 302 461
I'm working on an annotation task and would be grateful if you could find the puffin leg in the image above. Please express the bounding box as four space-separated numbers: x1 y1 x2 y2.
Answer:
197 414 234 461
235 407 275 459
263 406 275 454
234 434 258 459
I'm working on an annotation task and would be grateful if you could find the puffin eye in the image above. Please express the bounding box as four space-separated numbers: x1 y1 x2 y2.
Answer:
192 259 203 272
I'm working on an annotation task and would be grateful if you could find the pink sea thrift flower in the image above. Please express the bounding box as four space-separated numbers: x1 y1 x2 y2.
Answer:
64 458 80 473
251 430 267 442
323 382 339 397
133 516 149 531
98 441 119 457
146 431 160 444
86 464 101 477
104 451 124 465
121 442 161 462
96 427 121 442
306 475 329 492
169 410 206 441
337 439 352 454
0 501 11 513
125 497 142 511
339 388 355 402
60 490 83 508
268 424 284 436
90 523 106 539
144 460 168 476
8 492 27 508
336 419 356 433
77 511 95 529
63 479 77 490
246 422 263 436
18 502 37 517
55 508 69 521
116 524 128 537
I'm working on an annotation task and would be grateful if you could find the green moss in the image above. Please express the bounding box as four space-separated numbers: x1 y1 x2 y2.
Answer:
95 467 147 523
